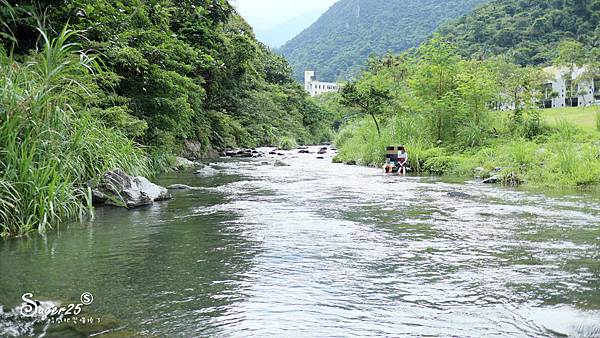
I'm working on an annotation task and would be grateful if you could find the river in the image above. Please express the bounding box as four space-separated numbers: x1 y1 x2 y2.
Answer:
1 146 600 337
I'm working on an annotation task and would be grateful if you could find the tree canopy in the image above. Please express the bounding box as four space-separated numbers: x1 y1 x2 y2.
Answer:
438 0 600 66
1 0 332 154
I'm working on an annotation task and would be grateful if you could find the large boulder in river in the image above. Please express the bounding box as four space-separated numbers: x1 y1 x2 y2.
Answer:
225 149 253 158
482 175 500 184
92 169 171 208
173 157 200 170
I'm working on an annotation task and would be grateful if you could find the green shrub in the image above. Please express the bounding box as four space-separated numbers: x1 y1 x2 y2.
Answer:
596 109 600 132
278 136 298 150
423 156 454 174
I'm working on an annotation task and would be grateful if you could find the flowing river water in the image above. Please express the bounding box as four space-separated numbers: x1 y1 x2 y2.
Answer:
1 146 600 337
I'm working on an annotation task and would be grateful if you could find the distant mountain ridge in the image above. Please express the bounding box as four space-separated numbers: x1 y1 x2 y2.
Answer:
279 0 489 81
257 9 324 48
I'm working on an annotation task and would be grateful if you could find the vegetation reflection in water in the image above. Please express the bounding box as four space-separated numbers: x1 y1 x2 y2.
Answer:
1 152 599 337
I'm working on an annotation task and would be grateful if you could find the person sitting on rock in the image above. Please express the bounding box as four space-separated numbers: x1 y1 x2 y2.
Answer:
397 146 408 175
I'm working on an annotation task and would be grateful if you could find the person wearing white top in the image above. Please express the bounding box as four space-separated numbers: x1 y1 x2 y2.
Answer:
397 146 408 175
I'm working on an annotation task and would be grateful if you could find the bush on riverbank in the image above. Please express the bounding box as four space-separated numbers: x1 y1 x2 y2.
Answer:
0 29 151 237
331 37 600 189
334 113 600 188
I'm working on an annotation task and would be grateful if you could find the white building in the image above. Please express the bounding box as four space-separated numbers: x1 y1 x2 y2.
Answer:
304 71 340 97
540 66 600 108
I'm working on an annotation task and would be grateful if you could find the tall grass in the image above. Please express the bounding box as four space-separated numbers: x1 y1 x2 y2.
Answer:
596 109 600 132
278 136 298 150
0 27 150 237
334 114 432 168
335 112 600 188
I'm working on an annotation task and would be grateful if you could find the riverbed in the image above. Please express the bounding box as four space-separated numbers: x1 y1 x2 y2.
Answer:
1 146 600 337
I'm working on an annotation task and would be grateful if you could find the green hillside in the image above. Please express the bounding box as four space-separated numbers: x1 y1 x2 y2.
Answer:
438 0 600 65
279 0 489 81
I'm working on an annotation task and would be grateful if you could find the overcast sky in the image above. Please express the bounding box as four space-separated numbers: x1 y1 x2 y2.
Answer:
230 0 338 32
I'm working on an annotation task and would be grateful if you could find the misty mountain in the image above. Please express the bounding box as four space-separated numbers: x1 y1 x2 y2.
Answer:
257 9 324 48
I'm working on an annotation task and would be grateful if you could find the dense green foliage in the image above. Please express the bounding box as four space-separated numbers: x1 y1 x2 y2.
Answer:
279 0 488 81
438 0 600 65
0 0 334 236
3 0 330 152
332 37 600 189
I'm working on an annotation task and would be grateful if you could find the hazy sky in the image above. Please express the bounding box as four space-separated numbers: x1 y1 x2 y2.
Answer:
230 0 338 32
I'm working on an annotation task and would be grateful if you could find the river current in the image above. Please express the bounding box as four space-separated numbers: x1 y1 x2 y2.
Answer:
1 146 599 337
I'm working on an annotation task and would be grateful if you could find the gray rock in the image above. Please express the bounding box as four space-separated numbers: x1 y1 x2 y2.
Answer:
274 160 290 167
225 149 253 157
174 157 198 170
196 167 219 176
92 169 171 208
482 175 500 184
447 191 471 198
316 156 325 159
182 140 202 160
298 150 310 154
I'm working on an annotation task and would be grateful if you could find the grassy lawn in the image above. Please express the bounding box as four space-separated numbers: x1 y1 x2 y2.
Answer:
541 106 600 130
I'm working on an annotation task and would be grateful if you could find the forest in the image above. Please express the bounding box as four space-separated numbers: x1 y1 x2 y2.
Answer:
0 0 334 236
438 0 600 65
279 0 489 81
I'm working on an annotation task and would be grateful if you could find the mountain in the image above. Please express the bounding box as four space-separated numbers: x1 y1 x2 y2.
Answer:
257 9 324 48
279 0 489 81
437 0 600 66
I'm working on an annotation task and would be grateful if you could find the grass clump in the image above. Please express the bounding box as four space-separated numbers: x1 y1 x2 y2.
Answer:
278 136 298 150
0 27 150 237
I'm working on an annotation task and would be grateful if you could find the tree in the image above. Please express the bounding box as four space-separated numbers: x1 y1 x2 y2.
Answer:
411 36 460 142
456 60 498 124
340 79 392 136
555 40 586 101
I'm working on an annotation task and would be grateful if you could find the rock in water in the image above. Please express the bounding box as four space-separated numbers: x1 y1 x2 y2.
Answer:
195 166 219 176
482 175 500 184
174 157 198 170
447 191 471 198
92 169 171 208
274 160 290 167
